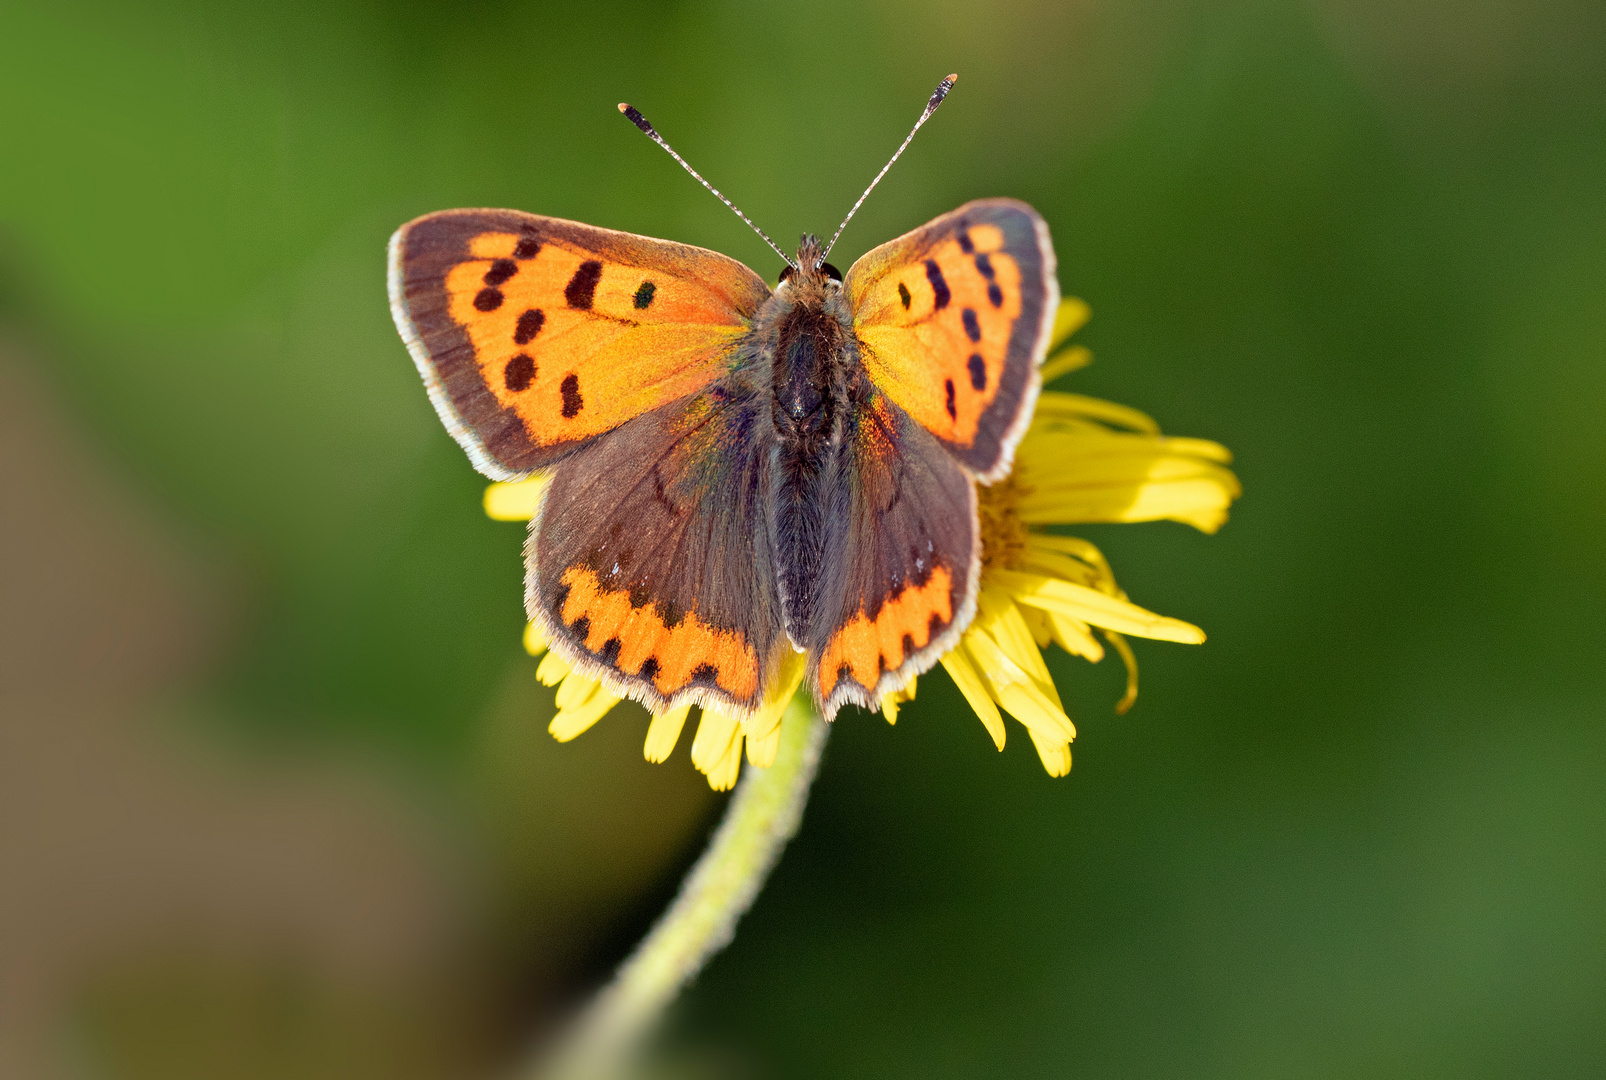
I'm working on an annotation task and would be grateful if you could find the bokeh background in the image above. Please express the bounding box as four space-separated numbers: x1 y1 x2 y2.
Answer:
3 1 1604 1077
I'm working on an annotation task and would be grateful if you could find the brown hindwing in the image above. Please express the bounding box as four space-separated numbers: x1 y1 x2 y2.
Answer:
527 385 788 717
804 393 979 717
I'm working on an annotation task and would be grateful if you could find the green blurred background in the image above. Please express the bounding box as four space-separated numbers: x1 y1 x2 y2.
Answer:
3 1 1603 1077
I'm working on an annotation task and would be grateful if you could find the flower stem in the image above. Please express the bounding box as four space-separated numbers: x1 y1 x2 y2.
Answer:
536 694 830 1080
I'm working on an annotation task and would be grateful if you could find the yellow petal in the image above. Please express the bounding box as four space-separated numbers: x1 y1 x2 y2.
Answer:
1046 297 1091 355
549 685 620 742
974 589 1058 699
644 705 691 763
1039 344 1092 384
536 649 572 686
1018 603 1054 648
879 673 918 725
940 649 1005 751
690 709 743 789
742 650 808 766
989 570 1206 644
1031 392 1159 434
483 474 550 521
554 669 601 711
1018 547 1107 590
1026 534 1112 575
881 694 900 725
1013 434 1241 533
1045 610 1105 662
1104 630 1140 714
1026 726 1072 777
962 631 1077 743
744 716 784 767
522 620 548 657
704 738 744 791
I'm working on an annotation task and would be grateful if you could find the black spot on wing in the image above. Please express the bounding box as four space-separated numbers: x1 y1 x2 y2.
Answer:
962 308 981 342
973 253 1005 308
514 231 541 259
633 280 657 309
944 378 957 420
570 615 591 640
473 288 503 311
640 656 660 680
560 373 583 418
967 353 986 391
514 308 545 344
898 282 911 310
565 261 603 309
483 259 518 287
597 637 623 666
691 663 720 686
504 354 536 391
958 229 975 254
924 260 950 310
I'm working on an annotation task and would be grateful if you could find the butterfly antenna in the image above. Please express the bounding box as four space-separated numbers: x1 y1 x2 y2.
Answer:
820 73 958 266
618 103 795 269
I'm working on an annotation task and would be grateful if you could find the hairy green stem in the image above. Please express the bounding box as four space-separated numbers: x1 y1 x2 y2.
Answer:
536 695 829 1080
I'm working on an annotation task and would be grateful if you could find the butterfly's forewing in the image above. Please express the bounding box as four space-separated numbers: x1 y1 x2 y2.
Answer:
530 386 787 718
804 395 978 717
389 210 771 480
844 199 1057 482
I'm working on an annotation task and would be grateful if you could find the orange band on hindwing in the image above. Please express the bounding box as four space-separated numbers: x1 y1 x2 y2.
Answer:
817 567 955 698
557 565 760 702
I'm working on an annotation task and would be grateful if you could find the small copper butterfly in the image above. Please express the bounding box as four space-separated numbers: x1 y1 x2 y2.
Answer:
388 76 1058 721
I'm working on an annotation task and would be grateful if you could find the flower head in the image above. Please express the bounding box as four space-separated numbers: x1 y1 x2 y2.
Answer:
485 299 1239 788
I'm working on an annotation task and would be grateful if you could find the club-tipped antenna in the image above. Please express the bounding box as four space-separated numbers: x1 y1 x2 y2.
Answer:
618 103 795 269
820 73 958 266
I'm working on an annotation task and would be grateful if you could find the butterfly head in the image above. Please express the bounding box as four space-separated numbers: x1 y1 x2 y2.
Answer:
778 234 843 291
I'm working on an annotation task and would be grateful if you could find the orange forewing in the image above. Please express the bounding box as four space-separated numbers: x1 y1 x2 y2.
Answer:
853 223 1020 443
845 199 1057 481
389 210 771 479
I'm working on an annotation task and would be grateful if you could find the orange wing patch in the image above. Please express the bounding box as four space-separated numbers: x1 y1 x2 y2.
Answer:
817 567 954 698
843 199 1056 481
852 223 1022 449
389 209 771 478
557 565 760 703
447 231 750 446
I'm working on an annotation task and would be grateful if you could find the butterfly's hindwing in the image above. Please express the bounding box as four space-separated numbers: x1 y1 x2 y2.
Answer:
389 209 771 480
528 384 788 717
803 393 979 716
845 199 1057 481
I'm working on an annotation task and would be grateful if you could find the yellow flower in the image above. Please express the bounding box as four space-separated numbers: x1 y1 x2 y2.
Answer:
486 298 1239 787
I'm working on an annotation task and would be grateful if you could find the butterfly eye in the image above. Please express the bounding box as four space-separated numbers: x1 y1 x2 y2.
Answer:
778 265 796 284
821 262 843 282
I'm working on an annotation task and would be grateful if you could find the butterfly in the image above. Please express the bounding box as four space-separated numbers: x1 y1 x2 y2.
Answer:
388 76 1058 722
